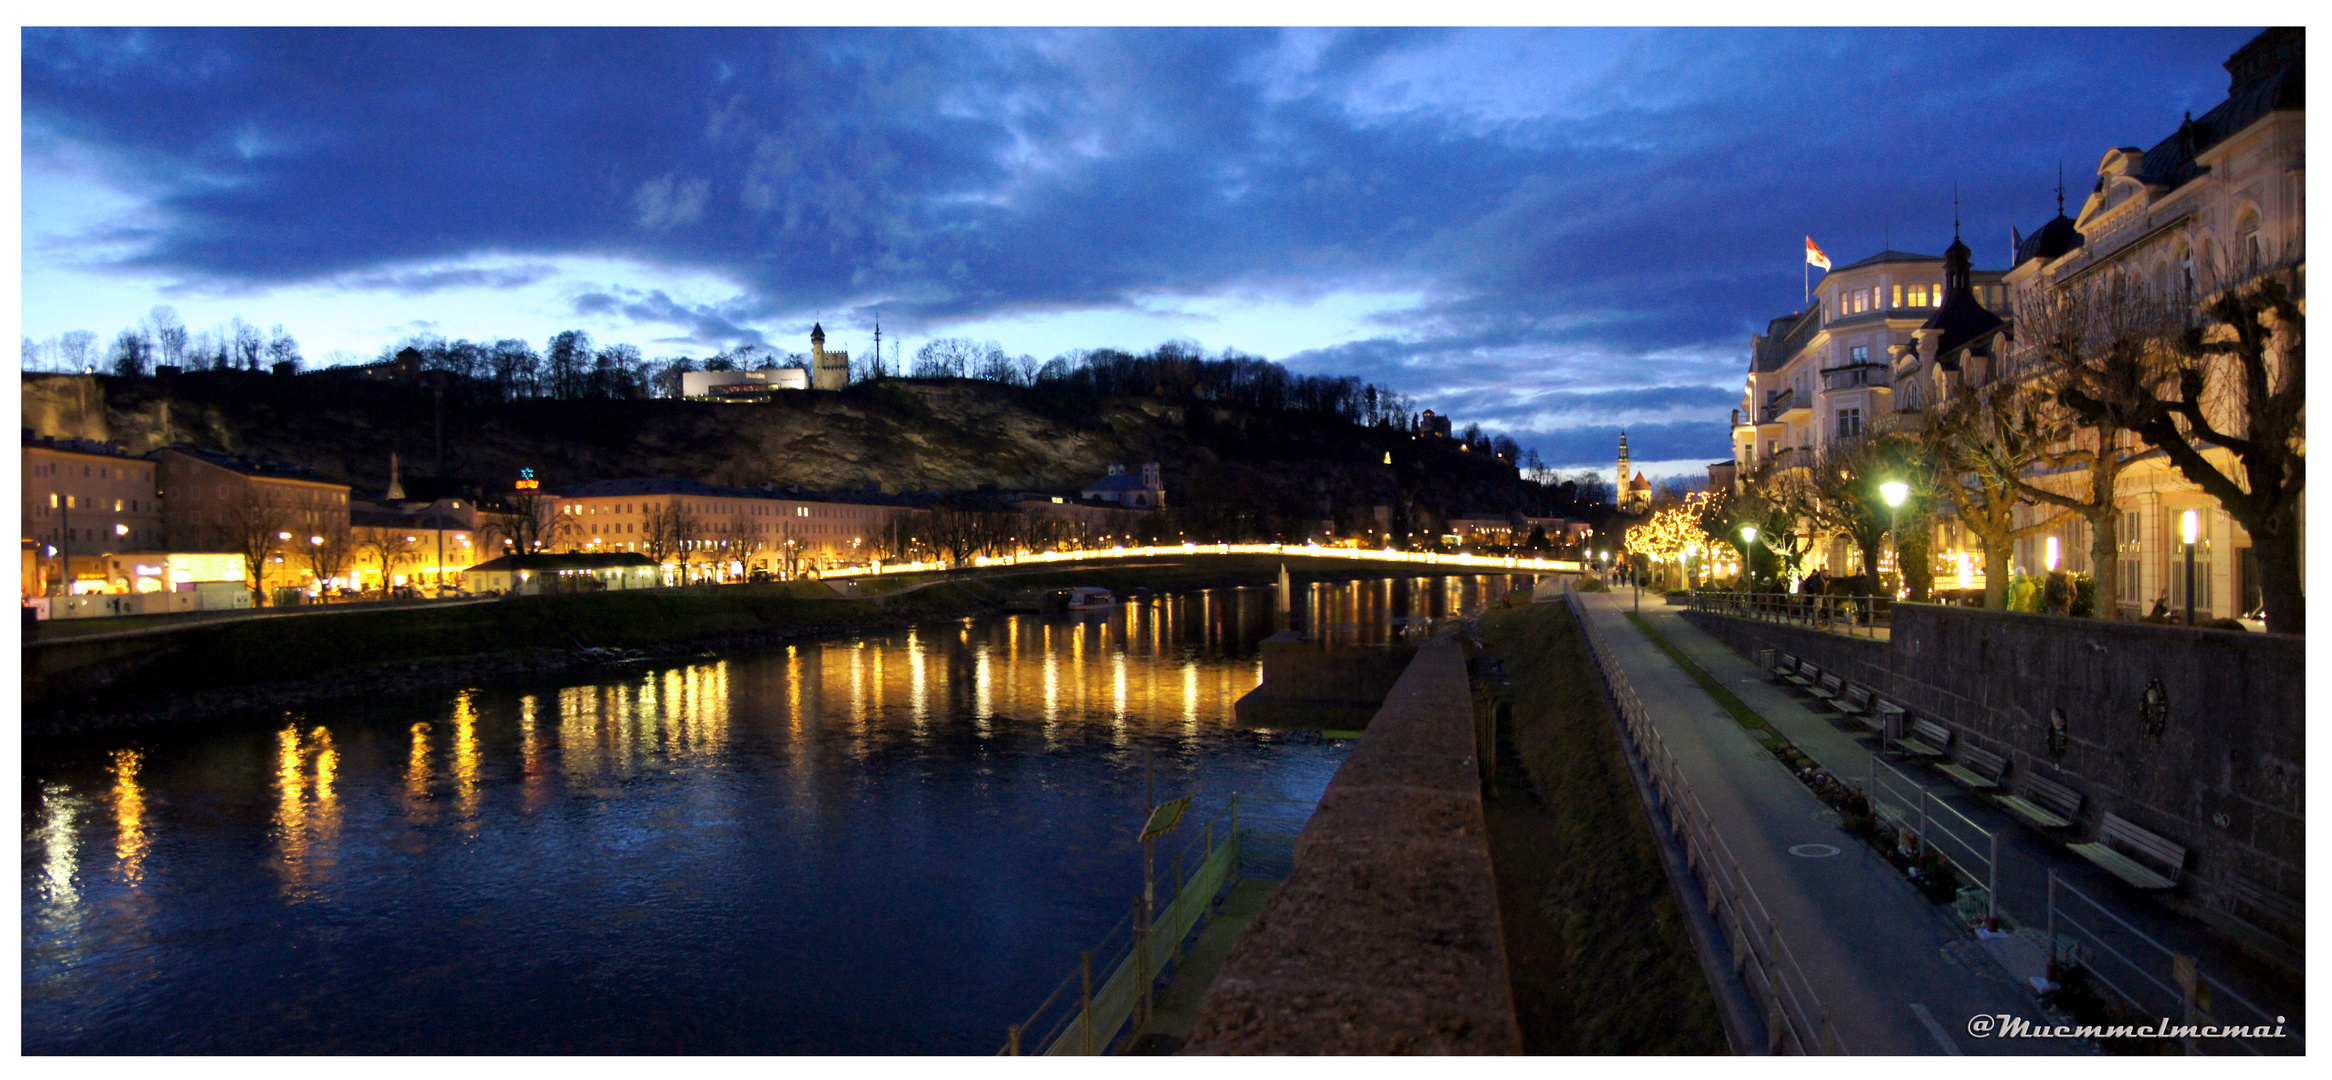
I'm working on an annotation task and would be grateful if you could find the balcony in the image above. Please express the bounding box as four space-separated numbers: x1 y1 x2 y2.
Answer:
1757 389 1810 424
1819 363 1888 393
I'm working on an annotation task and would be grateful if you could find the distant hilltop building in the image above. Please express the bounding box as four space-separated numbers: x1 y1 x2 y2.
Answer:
1418 410 1453 440
811 323 850 391
681 364 810 399
1080 462 1165 509
678 324 850 399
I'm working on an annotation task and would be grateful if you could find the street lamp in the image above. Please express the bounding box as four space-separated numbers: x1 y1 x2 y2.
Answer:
1879 481 1909 594
1739 525 1758 592
2181 508 2201 626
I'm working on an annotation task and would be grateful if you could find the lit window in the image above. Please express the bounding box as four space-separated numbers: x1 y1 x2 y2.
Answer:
1892 284 1902 307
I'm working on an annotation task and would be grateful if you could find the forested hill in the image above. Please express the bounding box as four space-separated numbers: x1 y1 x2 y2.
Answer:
21 368 1608 540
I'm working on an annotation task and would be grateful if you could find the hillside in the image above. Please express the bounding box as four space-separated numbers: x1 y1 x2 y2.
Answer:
21 371 1602 539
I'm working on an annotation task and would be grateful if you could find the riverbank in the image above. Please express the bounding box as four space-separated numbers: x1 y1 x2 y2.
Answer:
22 555 1511 740
1475 599 1729 1053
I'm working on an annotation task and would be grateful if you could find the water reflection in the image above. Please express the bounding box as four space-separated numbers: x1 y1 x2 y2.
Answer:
111 749 148 886
22 574 1531 1054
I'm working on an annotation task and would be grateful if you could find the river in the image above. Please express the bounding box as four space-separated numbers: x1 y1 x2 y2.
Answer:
22 573 1529 1054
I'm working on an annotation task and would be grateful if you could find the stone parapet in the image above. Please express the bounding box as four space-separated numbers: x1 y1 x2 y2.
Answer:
1180 632 1521 1053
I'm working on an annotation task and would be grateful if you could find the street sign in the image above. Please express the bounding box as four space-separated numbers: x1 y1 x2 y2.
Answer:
1139 796 1192 843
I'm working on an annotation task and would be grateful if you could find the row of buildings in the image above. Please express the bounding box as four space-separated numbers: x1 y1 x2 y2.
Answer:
1726 27 2302 624
21 425 1174 611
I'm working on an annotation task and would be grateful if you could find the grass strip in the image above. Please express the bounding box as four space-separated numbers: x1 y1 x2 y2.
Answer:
1478 601 1728 1054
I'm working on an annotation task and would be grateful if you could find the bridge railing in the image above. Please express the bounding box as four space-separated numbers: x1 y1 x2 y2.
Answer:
1565 582 1845 1054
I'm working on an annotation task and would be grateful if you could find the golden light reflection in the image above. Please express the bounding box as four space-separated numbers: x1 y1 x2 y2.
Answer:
404 721 433 820
112 748 149 886
276 725 314 892
519 694 546 811
908 627 928 730
312 727 341 850
973 645 993 730
452 691 481 824
787 646 805 737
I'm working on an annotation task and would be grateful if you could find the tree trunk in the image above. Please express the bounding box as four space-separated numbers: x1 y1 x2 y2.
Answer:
2253 502 2306 634
1900 524 1933 602
2084 474 2123 621
1982 537 2012 610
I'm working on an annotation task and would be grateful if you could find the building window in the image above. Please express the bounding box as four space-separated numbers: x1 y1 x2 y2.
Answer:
1836 408 1861 439
2117 510 2143 606
1906 284 1928 306
1850 345 1869 364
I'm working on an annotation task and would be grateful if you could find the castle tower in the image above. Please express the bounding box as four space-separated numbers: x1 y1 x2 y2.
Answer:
811 323 850 391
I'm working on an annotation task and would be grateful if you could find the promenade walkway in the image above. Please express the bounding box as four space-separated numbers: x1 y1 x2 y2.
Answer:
1630 599 2303 1050
1570 590 2077 1056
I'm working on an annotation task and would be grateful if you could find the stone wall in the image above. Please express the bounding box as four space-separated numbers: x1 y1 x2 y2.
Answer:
1231 630 1417 729
1181 632 1521 1053
1683 605 2305 949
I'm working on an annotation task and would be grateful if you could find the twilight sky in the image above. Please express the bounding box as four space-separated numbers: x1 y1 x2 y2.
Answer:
19 25 2261 479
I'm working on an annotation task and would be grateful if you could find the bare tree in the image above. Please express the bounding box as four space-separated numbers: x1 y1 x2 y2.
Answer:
353 526 421 595
2010 268 2177 620
231 318 264 371
57 330 99 373
266 325 302 372
146 306 187 368
221 485 293 605
480 489 577 559
2119 259 2304 632
642 495 698 580
1925 378 2071 609
294 496 355 593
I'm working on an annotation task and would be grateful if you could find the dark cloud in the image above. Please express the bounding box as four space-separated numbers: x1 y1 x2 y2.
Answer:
24 26 2260 465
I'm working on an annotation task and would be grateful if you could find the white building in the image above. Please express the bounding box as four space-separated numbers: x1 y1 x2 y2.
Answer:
680 365 811 398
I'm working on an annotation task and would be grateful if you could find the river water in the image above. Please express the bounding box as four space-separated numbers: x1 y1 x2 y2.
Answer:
23 574 1529 1054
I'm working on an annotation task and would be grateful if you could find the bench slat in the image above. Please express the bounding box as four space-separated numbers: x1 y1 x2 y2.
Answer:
1995 795 2074 830
2068 842 2178 890
1935 763 2001 790
1894 737 1948 758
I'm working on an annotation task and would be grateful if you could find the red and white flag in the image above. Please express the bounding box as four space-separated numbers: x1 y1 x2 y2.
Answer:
1804 236 1832 271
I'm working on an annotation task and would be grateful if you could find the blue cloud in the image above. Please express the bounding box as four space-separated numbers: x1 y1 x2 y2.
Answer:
24 25 2262 468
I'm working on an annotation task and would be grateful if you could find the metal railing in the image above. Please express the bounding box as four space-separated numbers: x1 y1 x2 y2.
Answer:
1001 793 1319 1055
1565 582 1845 1054
1863 755 1999 920
2045 871 2301 1055
1687 590 1893 638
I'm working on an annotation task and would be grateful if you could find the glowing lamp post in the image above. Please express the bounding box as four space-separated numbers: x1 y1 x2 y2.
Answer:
1879 481 1909 594
2181 509 2201 626
1738 525 1758 592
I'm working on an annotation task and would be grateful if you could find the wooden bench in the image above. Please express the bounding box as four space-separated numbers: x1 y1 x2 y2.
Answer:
1993 773 2083 831
1894 717 1952 758
1783 660 1817 690
1836 684 1874 719
1769 651 1799 681
1934 744 2008 790
1808 673 1844 706
2069 814 2185 890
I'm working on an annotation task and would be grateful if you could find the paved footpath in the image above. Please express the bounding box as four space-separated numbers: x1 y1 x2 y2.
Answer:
1571 590 2078 1056
1629 599 2303 1048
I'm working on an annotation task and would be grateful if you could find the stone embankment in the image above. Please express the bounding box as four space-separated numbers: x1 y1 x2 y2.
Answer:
1180 631 1522 1054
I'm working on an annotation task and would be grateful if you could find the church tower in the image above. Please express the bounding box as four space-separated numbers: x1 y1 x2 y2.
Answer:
1616 430 1631 502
